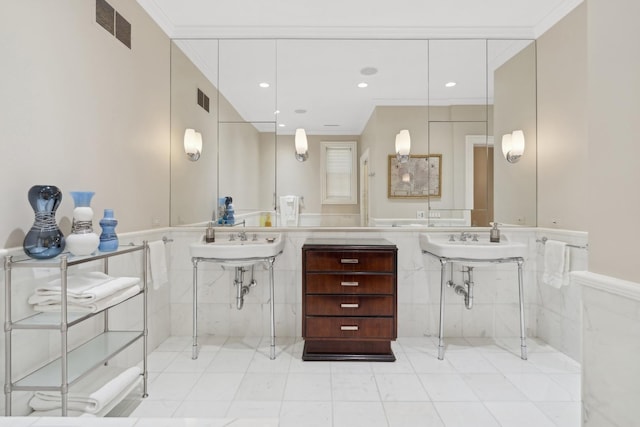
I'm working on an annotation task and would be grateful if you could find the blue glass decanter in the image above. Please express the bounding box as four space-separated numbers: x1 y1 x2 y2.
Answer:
23 185 65 259
98 209 119 252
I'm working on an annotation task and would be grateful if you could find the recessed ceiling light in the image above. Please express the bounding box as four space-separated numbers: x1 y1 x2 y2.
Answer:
274 110 280 115
294 109 307 114
259 82 270 88
445 81 457 88
360 67 378 76
278 123 286 127
358 82 368 88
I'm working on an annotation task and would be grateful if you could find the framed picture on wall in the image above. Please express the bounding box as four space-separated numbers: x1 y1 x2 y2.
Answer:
387 154 442 199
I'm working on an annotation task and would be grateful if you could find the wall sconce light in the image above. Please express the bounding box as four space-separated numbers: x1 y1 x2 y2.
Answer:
184 128 202 161
294 128 309 162
395 129 411 163
502 130 525 163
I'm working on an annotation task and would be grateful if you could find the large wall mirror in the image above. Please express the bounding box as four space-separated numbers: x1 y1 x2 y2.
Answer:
170 38 536 228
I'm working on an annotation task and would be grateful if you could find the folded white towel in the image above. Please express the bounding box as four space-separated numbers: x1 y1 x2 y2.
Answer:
33 284 142 313
542 240 570 289
148 240 168 290
29 366 142 414
35 271 112 294
28 275 140 305
29 409 96 417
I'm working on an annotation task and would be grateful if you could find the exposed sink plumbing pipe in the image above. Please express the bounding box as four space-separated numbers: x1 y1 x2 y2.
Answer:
234 265 257 310
448 266 475 310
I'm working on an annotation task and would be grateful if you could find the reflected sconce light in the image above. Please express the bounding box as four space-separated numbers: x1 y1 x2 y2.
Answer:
294 128 309 162
502 130 525 163
184 128 202 161
395 129 411 163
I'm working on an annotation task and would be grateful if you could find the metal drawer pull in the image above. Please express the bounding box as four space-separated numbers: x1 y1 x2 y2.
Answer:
340 281 359 287
340 325 359 331
340 258 359 264
340 303 359 308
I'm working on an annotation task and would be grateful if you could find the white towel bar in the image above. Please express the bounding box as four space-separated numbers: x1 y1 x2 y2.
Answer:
537 236 588 250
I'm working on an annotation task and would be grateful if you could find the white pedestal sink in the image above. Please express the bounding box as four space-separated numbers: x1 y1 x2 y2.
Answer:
189 231 284 360
419 232 528 361
419 233 526 261
190 232 284 267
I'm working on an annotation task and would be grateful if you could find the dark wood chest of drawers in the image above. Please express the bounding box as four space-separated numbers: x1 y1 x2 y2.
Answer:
302 239 398 361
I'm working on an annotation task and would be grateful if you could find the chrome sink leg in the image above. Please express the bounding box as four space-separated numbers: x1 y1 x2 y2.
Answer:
517 258 528 360
438 259 448 360
268 257 276 360
192 258 200 360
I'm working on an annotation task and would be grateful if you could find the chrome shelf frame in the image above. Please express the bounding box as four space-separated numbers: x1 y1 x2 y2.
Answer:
4 243 149 416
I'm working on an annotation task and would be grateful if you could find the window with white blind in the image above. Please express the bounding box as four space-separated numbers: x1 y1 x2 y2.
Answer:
320 141 357 204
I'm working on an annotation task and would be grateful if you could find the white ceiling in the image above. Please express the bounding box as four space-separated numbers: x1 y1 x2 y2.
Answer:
138 0 582 135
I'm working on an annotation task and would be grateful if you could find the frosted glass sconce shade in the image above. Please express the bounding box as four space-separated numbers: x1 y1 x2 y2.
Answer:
295 128 309 162
502 130 525 163
184 128 202 161
395 129 411 163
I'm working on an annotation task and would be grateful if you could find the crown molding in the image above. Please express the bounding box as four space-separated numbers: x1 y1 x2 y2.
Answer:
533 0 584 38
139 0 579 41
137 0 176 36
169 25 536 40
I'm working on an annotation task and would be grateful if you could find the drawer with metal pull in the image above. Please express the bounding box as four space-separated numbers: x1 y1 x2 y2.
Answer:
304 273 394 294
305 295 394 316
305 251 394 272
305 317 395 339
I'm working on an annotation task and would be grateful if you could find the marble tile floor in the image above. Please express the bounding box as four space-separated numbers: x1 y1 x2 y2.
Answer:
18 335 581 426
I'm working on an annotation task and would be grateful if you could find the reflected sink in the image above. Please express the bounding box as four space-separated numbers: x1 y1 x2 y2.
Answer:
190 232 284 267
419 233 526 260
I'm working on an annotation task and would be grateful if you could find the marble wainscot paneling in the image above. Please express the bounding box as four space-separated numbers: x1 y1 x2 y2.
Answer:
574 271 640 427
0 229 172 416
535 229 588 362
170 227 540 347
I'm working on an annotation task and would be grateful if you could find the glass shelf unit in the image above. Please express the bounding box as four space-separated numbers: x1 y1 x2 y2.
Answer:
11 290 143 330
14 331 142 390
4 243 149 416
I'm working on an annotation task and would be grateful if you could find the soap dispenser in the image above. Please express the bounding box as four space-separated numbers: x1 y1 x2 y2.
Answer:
205 221 215 243
490 222 501 243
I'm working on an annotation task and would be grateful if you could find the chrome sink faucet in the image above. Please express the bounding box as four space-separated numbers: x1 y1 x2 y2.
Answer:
459 232 472 241
238 231 247 241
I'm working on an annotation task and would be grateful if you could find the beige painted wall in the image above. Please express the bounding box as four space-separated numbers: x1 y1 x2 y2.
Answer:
537 3 588 231
494 43 537 226
170 41 274 224
170 44 218 225
0 0 170 248
218 122 266 212
587 0 640 283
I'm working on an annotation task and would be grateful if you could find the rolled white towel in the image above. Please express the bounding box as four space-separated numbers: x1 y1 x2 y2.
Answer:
33 284 142 313
29 366 142 414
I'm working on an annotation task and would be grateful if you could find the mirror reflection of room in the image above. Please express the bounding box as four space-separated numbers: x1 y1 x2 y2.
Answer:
170 38 536 228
